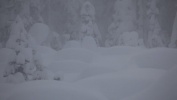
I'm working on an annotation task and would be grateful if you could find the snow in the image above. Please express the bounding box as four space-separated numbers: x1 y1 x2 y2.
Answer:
121 66 177 100
169 12 177 48
48 60 89 81
63 40 81 49
36 46 57 66
0 48 15 68
1 1 176 100
53 48 99 63
81 1 95 19
64 36 97 50
6 72 25 84
82 36 97 49
43 32 62 50
80 1 101 46
119 31 139 46
97 46 146 56
0 48 15 82
48 60 88 73
75 68 165 100
1 46 176 100
5 81 108 100
29 23 50 45
78 65 118 80
132 48 177 69
0 83 16 100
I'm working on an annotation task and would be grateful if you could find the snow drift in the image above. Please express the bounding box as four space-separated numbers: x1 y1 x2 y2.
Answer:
5 80 108 100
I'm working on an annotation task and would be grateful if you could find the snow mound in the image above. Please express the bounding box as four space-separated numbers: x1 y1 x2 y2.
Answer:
122 66 177 100
78 55 132 80
5 81 108 100
0 83 15 100
47 60 89 82
29 23 50 45
54 48 99 63
43 32 62 50
82 36 97 49
6 72 25 84
63 40 81 49
75 68 165 100
48 60 89 73
36 46 57 66
133 48 177 69
99 46 146 56
78 66 118 80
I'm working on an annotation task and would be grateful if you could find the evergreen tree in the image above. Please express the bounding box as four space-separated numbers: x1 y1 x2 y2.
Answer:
169 11 177 48
4 16 46 82
65 0 84 40
79 1 102 46
106 0 137 47
137 0 148 46
146 0 164 48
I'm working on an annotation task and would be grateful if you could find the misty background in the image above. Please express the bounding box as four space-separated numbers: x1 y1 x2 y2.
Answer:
0 0 177 100
0 0 177 48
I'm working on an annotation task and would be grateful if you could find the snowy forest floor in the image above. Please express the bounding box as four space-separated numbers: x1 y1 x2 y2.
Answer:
0 46 177 100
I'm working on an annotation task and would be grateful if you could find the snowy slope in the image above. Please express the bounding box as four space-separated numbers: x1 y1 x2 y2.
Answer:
4 81 108 100
36 46 57 67
53 48 100 63
1 46 176 100
75 68 165 100
122 66 177 100
132 48 177 69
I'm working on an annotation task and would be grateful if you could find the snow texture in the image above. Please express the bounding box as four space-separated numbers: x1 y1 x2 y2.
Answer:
29 23 50 45
5 81 108 100
132 48 177 69
121 65 177 100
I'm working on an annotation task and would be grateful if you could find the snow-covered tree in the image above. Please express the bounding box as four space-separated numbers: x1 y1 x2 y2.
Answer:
106 0 137 47
169 11 177 48
118 31 140 46
43 32 62 50
136 0 148 46
146 0 164 48
65 0 83 40
4 16 46 82
79 1 102 46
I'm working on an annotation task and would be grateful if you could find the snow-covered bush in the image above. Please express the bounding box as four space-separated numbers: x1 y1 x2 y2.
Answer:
4 16 49 83
6 72 25 84
43 32 62 50
63 40 81 49
29 23 50 45
29 23 62 50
